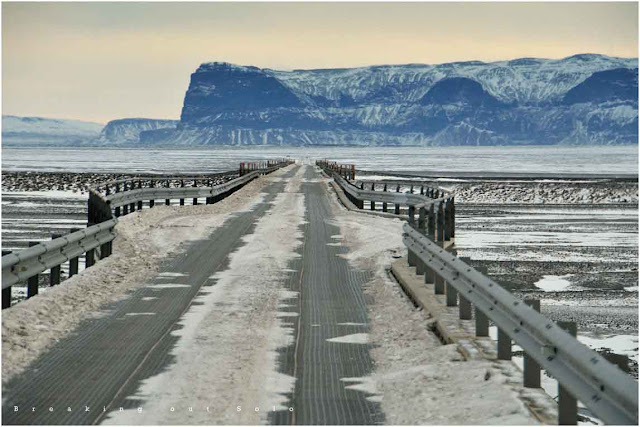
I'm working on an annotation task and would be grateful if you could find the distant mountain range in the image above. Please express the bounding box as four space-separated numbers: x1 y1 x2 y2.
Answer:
1 116 104 146
3 54 638 146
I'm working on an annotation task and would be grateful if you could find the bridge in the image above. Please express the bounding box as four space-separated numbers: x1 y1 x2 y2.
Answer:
1 160 637 425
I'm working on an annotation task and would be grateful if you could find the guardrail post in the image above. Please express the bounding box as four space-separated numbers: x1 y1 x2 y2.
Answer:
497 328 512 360
180 180 185 205
382 184 388 212
193 179 198 205
123 202 129 215
370 183 376 211
50 233 62 286
100 236 111 259
26 242 40 297
427 204 436 241
437 202 445 242
165 179 171 205
351 165 355 180
206 179 213 204
395 185 401 214
68 229 80 278
446 281 458 307
434 269 445 295
444 199 452 241
457 257 473 318
558 321 578 425
114 183 121 217
418 206 426 234
2 250 12 308
85 224 96 268
137 180 143 210
475 266 490 336
408 205 416 226
450 196 456 238
150 180 156 208
523 299 542 388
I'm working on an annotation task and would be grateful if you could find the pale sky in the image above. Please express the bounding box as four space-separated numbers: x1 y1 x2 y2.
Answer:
2 1 638 123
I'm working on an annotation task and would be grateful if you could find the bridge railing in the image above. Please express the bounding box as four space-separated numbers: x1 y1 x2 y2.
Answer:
317 160 455 243
2 159 294 309
318 159 638 425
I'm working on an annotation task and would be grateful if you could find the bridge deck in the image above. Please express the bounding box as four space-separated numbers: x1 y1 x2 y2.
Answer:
2 164 382 425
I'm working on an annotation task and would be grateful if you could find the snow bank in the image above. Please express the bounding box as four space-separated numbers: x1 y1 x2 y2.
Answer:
1 169 291 384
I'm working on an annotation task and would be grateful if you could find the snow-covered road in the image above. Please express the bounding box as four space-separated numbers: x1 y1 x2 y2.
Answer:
3 163 544 425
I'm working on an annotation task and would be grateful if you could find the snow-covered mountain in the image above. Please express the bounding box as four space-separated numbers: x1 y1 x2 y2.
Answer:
144 54 636 146
95 118 178 145
2 115 103 146
5 54 638 147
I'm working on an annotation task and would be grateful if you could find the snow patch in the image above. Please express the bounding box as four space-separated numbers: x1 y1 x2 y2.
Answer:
327 333 369 344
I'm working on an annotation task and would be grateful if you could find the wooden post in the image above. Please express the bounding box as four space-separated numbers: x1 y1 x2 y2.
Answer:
457 257 472 318
370 182 376 211
498 328 512 360
27 242 40 297
524 299 542 388
149 179 155 208
437 202 445 242
395 185 401 215
137 180 143 211
2 250 12 308
165 179 170 205
50 233 62 286
85 224 96 268
382 184 388 212
558 321 578 425
180 180 185 205
450 196 456 238
427 204 436 240
68 229 80 278
475 266 490 336
444 199 451 241
446 281 458 307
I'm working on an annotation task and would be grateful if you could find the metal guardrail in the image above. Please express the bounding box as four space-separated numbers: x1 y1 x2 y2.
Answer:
403 224 638 425
320 159 638 425
2 160 294 309
2 219 118 310
317 160 455 241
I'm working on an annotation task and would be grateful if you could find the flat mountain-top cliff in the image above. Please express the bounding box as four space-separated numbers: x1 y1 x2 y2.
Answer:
135 54 636 146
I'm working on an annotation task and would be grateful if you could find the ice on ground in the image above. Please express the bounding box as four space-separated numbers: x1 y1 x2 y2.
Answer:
578 334 639 362
157 272 187 277
535 275 573 292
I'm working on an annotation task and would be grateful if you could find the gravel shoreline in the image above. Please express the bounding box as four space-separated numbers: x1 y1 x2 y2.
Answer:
1 171 238 194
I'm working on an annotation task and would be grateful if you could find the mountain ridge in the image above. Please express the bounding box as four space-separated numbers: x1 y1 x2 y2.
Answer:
3 54 638 146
